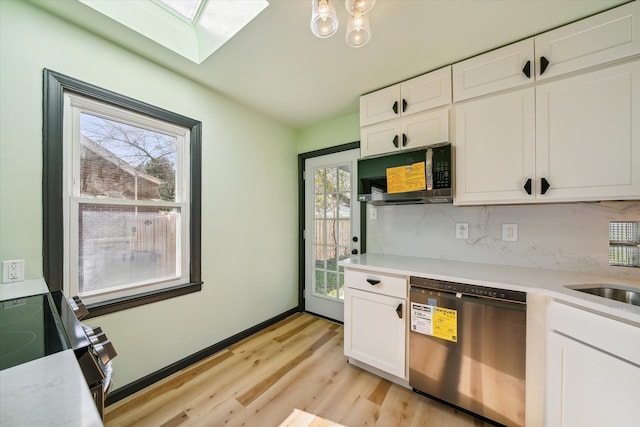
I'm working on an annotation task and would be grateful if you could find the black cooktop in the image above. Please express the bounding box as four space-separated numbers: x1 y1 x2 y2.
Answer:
0 293 71 370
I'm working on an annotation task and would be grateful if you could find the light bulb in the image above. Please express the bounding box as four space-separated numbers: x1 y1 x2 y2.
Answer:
318 0 330 14
311 0 338 38
345 0 376 15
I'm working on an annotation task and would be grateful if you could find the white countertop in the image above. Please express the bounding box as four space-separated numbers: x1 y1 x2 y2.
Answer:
0 278 49 301
0 278 104 427
0 350 103 427
341 254 640 324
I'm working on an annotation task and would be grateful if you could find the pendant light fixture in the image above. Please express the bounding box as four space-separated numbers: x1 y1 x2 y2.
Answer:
310 0 339 38
310 0 376 47
345 13 371 48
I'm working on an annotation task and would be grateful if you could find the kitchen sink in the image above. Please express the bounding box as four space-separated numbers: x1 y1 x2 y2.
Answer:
567 284 640 307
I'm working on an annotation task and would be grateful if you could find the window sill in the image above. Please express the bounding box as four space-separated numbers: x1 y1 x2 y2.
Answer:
85 282 202 318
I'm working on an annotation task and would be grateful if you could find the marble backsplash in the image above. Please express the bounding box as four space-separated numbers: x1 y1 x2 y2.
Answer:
365 200 640 279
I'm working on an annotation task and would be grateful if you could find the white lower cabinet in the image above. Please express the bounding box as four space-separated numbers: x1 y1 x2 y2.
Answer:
546 301 640 427
344 270 407 380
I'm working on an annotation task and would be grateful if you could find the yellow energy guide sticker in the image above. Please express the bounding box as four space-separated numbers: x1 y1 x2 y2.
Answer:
386 162 426 194
410 303 458 343
432 307 457 342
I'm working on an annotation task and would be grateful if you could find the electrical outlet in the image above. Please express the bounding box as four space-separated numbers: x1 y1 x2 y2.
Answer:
455 223 469 239
3 259 25 283
502 224 518 242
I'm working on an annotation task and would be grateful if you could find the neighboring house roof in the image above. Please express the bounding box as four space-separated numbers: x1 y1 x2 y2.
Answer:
80 135 163 186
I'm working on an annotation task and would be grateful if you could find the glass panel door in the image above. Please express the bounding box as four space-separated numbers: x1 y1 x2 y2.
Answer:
305 149 360 321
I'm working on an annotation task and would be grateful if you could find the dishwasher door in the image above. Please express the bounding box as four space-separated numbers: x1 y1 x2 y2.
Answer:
409 286 526 427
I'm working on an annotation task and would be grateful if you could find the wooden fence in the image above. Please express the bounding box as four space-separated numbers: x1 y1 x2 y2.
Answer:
128 214 177 273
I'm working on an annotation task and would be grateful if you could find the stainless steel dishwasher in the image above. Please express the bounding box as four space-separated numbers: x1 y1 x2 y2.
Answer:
409 277 526 427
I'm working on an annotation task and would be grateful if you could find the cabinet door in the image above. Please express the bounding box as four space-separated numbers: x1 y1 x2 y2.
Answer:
536 61 640 201
344 287 406 379
401 66 452 115
360 84 400 127
400 108 449 152
546 331 639 427
454 87 535 205
546 301 640 427
453 39 534 102
535 1 640 80
360 120 401 158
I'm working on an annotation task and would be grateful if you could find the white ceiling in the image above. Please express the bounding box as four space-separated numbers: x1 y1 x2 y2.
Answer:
30 0 628 130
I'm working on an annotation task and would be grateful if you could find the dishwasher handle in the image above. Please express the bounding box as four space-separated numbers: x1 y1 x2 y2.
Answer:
395 303 403 319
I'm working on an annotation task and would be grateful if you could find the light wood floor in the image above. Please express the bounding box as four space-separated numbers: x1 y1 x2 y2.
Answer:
105 313 489 427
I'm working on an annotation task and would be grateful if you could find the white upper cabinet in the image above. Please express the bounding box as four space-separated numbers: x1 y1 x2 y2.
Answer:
454 88 536 204
535 61 640 202
359 85 400 127
360 66 451 127
360 107 449 158
453 2 640 205
453 39 535 102
400 67 452 115
535 1 640 80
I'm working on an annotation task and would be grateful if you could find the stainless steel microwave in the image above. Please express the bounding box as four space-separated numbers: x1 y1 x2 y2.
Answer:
358 143 452 205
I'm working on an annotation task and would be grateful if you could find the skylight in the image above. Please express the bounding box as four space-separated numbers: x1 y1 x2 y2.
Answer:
157 0 203 22
78 0 269 64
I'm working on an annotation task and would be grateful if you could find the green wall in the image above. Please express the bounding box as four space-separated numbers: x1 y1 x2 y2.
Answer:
0 0 299 389
297 112 360 154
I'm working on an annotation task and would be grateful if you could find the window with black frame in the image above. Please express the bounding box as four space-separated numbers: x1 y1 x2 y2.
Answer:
43 70 202 316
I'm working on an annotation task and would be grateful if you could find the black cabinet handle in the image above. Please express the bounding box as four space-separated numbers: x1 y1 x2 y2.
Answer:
522 60 531 78
396 303 403 319
351 249 358 255
540 177 551 194
392 101 398 114
402 133 407 146
366 279 381 286
523 178 532 195
393 135 399 148
402 98 408 113
540 56 550 75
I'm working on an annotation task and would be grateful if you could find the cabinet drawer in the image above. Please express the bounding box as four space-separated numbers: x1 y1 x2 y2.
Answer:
345 269 407 298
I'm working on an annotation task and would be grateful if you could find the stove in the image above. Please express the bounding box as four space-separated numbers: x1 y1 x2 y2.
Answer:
0 293 69 369
0 291 116 419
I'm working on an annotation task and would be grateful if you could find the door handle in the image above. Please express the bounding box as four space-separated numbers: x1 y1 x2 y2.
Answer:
540 56 550 75
395 303 403 319
393 135 399 148
523 178 532 195
522 60 531 78
402 98 408 113
366 279 381 286
540 177 551 194
402 133 408 146
392 101 398 114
